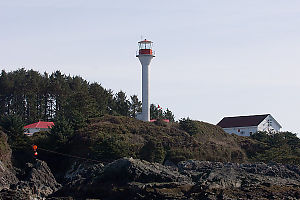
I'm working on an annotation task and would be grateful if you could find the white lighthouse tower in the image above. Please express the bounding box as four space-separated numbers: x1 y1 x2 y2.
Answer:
136 39 155 122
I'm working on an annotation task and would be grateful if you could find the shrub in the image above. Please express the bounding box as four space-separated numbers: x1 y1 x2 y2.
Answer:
179 118 198 135
139 140 166 163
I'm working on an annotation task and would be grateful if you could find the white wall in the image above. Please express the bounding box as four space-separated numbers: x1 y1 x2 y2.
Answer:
257 115 281 133
24 128 50 136
223 126 258 136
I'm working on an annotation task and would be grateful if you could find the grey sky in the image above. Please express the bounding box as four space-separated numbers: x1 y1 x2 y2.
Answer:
0 0 299 134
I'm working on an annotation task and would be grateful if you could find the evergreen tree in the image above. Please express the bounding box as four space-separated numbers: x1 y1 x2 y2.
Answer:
89 83 111 115
163 108 175 122
49 71 70 118
114 91 130 116
0 114 24 142
130 95 142 118
0 70 13 115
50 115 74 146
10 69 27 118
40 72 51 121
150 104 163 120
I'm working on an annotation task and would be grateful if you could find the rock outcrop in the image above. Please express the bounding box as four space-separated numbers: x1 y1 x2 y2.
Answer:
0 131 61 199
52 157 300 199
0 159 61 200
101 157 191 183
0 161 18 190
178 160 300 199
11 160 61 198
53 158 191 199
0 131 18 190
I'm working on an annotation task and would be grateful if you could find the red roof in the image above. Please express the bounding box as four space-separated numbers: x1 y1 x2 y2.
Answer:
24 121 54 129
150 119 170 123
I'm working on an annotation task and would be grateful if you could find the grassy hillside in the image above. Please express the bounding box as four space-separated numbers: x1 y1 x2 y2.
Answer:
26 115 249 177
73 115 249 163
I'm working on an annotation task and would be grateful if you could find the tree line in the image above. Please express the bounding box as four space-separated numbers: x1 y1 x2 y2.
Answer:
0 69 174 130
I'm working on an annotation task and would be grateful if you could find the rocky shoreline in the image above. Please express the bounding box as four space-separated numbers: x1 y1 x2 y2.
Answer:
1 157 300 199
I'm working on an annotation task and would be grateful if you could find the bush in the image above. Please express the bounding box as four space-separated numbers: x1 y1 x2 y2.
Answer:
91 135 133 162
165 149 193 163
179 118 199 135
139 140 166 163
249 131 300 165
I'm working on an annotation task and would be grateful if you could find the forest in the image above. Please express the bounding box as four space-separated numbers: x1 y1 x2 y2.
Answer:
0 69 174 130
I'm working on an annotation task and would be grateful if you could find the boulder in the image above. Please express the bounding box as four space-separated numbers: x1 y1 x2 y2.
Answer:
100 157 191 183
64 161 105 182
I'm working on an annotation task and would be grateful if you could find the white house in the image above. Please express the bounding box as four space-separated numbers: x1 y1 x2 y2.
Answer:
217 114 282 136
24 121 54 136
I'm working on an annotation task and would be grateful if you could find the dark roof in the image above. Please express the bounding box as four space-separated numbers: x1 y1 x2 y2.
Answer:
217 114 269 128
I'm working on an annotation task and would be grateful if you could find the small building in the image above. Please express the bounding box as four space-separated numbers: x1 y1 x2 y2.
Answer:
217 114 282 136
24 121 54 136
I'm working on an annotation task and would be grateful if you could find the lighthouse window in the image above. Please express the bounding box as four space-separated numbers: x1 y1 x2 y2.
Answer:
139 42 153 50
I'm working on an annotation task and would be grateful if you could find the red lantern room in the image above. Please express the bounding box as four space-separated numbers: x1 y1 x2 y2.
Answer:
137 39 155 57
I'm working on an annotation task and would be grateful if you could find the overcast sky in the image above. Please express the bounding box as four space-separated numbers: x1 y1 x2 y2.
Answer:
0 0 299 134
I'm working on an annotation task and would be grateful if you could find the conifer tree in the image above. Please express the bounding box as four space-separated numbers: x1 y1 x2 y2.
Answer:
114 91 130 116
130 95 142 118
150 104 163 120
89 83 111 115
163 108 175 122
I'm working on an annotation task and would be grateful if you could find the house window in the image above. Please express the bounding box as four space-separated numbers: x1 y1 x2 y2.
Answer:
238 129 240 132
268 119 272 126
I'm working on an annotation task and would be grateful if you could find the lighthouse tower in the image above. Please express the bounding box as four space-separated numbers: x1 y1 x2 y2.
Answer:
136 39 155 122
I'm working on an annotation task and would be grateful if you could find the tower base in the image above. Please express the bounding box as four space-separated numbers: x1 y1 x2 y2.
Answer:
136 112 143 121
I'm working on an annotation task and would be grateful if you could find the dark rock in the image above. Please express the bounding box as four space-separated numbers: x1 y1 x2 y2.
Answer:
9 159 61 198
101 157 191 183
47 197 74 200
0 131 60 199
127 182 194 200
178 160 300 189
53 157 192 199
0 161 18 190
0 188 30 200
64 161 104 182
0 132 18 190
52 158 300 199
